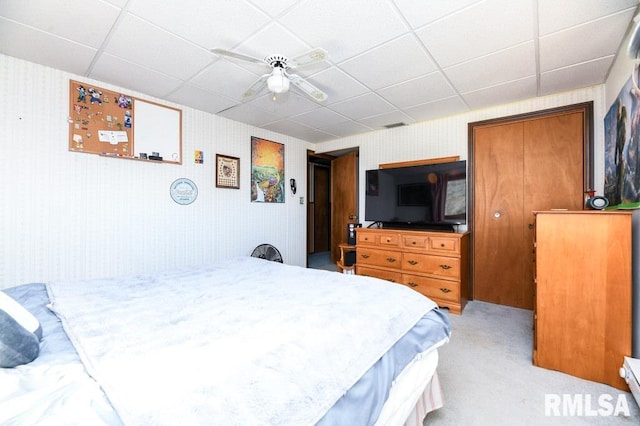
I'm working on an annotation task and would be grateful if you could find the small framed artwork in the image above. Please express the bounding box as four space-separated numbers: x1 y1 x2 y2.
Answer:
216 154 240 189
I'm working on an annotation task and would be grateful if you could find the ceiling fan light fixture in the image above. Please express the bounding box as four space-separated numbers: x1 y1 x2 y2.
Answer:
267 68 290 93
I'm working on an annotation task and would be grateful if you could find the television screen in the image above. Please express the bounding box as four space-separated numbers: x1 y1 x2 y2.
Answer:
365 160 466 230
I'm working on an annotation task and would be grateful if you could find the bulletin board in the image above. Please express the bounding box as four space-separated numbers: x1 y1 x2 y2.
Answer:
68 80 182 164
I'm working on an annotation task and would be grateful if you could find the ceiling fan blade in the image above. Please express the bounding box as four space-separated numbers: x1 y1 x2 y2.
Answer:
243 74 270 99
289 48 328 68
288 74 328 102
211 48 265 65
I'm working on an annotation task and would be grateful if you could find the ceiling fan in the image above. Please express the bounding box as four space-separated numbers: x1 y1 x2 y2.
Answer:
211 47 329 102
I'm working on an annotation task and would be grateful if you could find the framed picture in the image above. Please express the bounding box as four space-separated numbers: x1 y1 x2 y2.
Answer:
251 137 285 203
216 154 240 189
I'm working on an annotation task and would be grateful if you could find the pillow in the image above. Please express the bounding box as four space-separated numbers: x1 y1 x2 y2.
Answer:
0 291 42 367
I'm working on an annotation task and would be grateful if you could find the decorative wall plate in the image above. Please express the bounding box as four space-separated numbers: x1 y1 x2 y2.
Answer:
170 178 198 205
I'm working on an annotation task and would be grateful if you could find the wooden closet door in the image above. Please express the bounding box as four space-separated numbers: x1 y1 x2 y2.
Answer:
472 108 587 310
522 112 585 301
473 122 527 307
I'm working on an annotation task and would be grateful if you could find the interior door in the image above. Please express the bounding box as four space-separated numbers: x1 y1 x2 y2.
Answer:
331 152 357 263
473 122 527 307
313 165 330 253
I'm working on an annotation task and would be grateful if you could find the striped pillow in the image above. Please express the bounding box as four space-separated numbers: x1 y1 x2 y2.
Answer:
0 291 42 367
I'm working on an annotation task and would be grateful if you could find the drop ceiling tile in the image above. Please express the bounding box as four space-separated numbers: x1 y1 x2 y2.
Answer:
461 76 537 109
540 57 614 96
328 93 397 120
393 0 483 29
307 67 369 105
403 96 468 122
290 107 350 129
190 61 264 102
262 119 330 142
416 0 534 68
217 102 281 127
280 0 408 63
128 0 269 49
444 42 536 93
0 0 121 49
90 54 185 99
377 72 456 108
339 34 437 90
0 19 97 75
165 84 238 115
538 0 638 36
104 14 213 81
248 0 301 18
540 10 635 72
319 120 374 138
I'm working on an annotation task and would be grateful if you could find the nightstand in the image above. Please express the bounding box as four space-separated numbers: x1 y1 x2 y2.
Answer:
337 243 356 274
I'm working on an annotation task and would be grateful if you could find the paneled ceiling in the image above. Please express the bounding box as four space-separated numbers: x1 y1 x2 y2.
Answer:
1 0 638 143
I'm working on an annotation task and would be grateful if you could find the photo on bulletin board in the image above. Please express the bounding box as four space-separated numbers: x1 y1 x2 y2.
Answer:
250 137 284 203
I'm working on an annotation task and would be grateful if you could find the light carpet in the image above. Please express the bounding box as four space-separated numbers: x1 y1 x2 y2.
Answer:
424 301 639 425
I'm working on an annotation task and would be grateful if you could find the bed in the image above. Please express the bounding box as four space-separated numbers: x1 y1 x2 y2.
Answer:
1 256 451 425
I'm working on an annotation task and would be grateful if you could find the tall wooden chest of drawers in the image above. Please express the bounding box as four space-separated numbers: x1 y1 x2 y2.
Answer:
534 211 632 390
355 228 469 314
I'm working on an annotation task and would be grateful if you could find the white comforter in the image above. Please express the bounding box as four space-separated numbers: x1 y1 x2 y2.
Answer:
46 257 437 425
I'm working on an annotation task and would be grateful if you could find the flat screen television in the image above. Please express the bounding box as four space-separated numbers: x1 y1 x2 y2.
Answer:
365 160 466 231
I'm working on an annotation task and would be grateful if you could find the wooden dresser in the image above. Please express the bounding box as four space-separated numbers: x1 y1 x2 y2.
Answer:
355 228 469 314
533 211 632 390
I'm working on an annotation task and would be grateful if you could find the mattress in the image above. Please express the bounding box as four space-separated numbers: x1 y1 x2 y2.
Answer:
1 257 451 425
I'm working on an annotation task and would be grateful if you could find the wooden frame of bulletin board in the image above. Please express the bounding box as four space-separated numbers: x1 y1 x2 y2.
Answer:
68 80 182 164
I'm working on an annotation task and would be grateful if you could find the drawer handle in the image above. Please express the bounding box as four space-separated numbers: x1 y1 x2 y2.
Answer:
361 254 370 259
386 257 396 263
440 288 451 293
408 260 418 265
440 243 445 247
407 282 418 287
388 279 396 283
411 241 417 245
386 238 391 243
439 264 451 270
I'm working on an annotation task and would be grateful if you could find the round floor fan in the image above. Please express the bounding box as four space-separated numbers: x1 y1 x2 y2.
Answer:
251 244 283 263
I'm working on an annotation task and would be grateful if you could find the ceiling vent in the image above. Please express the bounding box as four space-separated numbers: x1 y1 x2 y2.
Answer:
383 122 408 129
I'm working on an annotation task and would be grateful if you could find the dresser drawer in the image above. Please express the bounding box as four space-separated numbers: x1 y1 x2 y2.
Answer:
402 274 460 302
402 252 460 279
429 236 459 252
357 232 377 245
378 233 400 247
356 265 402 283
402 234 429 249
357 247 401 269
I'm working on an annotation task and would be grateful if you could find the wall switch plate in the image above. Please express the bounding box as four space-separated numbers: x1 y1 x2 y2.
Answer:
299 196 304 204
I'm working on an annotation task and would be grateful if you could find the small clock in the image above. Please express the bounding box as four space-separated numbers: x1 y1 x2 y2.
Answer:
587 196 609 210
